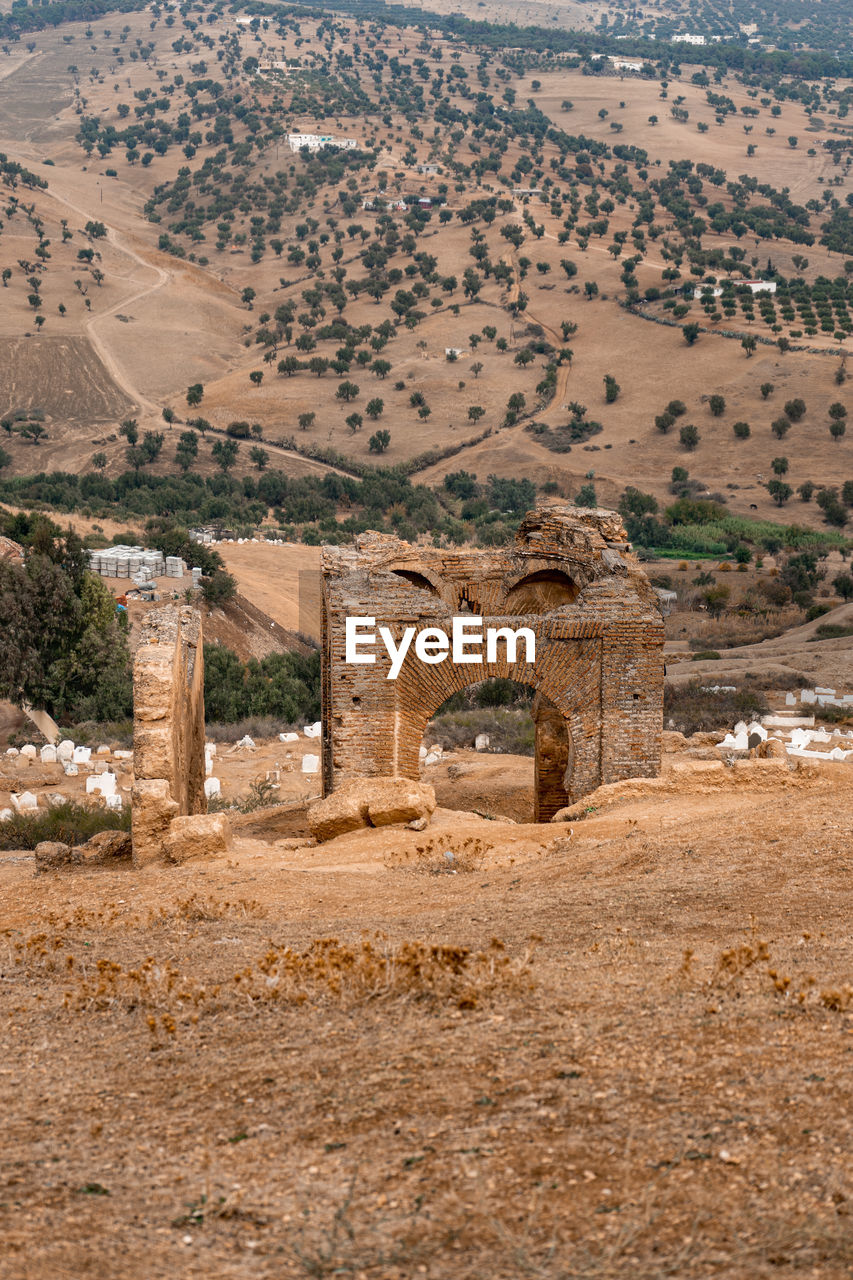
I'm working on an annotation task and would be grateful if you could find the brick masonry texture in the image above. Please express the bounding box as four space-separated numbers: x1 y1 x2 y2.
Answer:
320 505 665 820
131 605 206 865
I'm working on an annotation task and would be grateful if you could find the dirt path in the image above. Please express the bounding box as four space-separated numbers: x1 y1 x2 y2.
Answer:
21 175 170 417
0 51 40 85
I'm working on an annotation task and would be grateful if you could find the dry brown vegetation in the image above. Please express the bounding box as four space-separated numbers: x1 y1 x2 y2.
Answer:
2 762 852 1278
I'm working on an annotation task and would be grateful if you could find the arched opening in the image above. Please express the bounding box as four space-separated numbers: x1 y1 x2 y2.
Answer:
421 679 572 823
391 569 441 597
505 569 579 614
531 692 572 821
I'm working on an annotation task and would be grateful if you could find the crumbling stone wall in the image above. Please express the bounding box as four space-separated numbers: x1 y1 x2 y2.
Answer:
131 605 206 865
321 505 664 820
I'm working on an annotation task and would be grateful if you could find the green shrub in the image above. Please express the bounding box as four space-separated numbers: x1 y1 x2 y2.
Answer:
427 706 535 756
664 681 768 736
0 801 130 851
810 623 853 641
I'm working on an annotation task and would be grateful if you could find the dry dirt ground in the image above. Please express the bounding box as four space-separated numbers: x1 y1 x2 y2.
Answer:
216 543 322 641
667 600 853 691
1 755 851 1279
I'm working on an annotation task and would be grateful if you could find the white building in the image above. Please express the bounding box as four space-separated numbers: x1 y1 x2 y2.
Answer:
362 197 407 211
694 280 777 299
672 33 706 45
287 133 358 153
610 57 643 72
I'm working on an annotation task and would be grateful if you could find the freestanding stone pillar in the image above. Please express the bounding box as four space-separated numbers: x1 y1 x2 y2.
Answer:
131 605 206 865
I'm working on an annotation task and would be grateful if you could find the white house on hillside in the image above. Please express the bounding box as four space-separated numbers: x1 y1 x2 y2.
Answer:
287 133 358 153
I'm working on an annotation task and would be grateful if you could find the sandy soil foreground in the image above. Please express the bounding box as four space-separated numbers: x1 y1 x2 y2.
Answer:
1 755 851 1279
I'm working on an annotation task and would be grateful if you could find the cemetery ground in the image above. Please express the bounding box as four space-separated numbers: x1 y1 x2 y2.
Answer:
1 751 851 1279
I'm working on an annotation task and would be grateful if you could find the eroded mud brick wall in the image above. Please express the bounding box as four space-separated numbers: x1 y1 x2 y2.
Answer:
320 505 665 817
131 605 206 865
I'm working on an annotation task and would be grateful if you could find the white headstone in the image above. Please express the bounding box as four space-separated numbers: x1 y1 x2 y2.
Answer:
236 735 256 749
424 751 442 767
279 732 299 743
303 722 322 739
73 746 92 764
105 793 123 811
785 692 797 706
86 773 116 796
204 776 221 798
57 740 75 761
801 689 816 705
474 733 490 751
20 745 37 759
301 753 320 774
12 791 38 812
204 742 217 756
40 745 58 764
114 749 133 760
419 745 427 761
63 762 78 777
5 747 18 757
96 745 111 756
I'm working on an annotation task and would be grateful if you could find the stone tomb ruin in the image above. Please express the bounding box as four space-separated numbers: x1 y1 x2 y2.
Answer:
320 505 665 819
126 506 663 860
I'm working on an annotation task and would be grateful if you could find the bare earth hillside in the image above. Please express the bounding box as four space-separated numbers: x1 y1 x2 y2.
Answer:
0 6 849 531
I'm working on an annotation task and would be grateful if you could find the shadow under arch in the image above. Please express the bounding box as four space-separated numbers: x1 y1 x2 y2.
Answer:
504 568 580 614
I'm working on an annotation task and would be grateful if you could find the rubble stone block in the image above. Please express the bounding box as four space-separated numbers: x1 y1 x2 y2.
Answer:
164 813 233 863
78 830 133 863
35 841 80 872
308 777 436 842
131 778 179 867
308 783 370 842
365 779 435 829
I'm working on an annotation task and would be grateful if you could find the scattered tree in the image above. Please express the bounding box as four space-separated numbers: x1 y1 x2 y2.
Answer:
368 429 391 454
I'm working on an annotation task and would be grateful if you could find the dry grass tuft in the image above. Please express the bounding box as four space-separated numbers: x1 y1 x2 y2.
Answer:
11 929 534 1025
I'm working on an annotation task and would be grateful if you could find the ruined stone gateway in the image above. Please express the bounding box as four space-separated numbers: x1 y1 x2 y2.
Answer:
320 505 665 820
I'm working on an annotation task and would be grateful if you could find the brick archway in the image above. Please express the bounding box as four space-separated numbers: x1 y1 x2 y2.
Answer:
391 642 601 818
320 505 665 817
416 679 575 822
